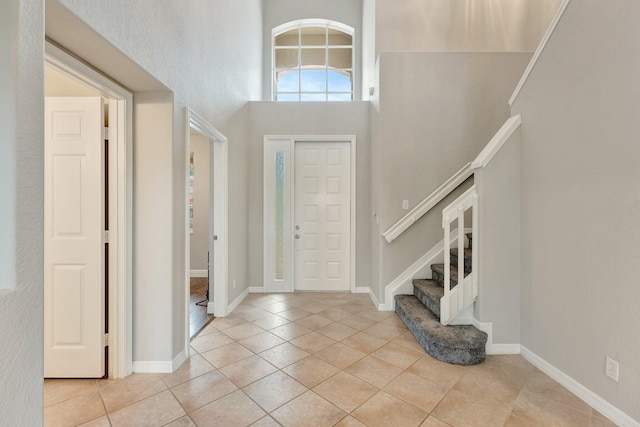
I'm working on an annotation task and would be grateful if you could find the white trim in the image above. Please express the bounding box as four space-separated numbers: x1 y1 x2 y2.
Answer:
509 0 572 106
190 270 208 278
470 319 521 355
380 228 472 311
383 163 474 243
45 41 133 379
172 349 188 371
228 288 249 314
367 288 383 310
273 19 354 38
263 135 357 294
185 108 229 364
521 346 640 427
487 344 521 355
132 360 173 374
249 287 265 293
470 115 522 169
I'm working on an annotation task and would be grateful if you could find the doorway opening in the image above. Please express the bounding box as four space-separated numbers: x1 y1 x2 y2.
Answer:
44 42 132 379
184 109 229 350
263 135 357 293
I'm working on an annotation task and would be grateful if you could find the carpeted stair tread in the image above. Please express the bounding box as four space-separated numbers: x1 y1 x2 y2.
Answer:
395 295 487 365
412 279 443 319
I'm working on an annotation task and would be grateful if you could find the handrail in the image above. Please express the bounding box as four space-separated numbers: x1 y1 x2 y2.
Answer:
471 115 521 169
382 163 474 243
383 114 522 243
509 0 571 106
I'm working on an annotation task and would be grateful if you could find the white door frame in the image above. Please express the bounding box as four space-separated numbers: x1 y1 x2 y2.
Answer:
263 135 357 293
45 41 133 378
184 108 229 354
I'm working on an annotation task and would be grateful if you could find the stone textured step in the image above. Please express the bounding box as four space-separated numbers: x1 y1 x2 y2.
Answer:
395 295 487 365
430 263 469 288
412 279 443 319
450 248 472 274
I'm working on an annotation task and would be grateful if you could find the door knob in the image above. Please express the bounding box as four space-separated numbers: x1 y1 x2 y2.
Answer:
295 234 300 239
295 225 300 230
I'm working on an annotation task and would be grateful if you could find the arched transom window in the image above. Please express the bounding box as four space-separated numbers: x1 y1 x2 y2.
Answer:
273 20 354 101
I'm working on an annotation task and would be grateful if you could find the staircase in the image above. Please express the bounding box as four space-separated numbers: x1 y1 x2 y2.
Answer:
395 233 488 366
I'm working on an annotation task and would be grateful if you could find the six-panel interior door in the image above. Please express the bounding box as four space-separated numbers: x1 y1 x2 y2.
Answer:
44 97 106 378
294 142 351 291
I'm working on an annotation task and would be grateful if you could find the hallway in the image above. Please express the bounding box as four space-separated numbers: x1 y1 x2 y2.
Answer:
44 292 615 427
190 277 214 339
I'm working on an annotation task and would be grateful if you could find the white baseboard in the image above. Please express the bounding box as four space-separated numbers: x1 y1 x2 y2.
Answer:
190 269 207 278
521 346 639 427
367 288 383 310
132 360 173 373
133 349 188 374
227 288 249 314
172 349 187 371
249 286 265 293
467 319 520 355
207 301 215 315
487 343 521 355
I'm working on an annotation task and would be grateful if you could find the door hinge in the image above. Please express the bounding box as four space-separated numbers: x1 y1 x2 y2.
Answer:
103 230 110 244
103 126 109 140
103 333 109 347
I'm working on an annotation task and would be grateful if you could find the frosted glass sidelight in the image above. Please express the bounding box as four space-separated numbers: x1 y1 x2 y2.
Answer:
275 152 285 280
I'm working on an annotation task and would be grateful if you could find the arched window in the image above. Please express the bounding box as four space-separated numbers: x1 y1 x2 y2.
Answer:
273 20 354 101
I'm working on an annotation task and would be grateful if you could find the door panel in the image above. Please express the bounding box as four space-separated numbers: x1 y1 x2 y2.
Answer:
294 142 351 291
44 97 105 378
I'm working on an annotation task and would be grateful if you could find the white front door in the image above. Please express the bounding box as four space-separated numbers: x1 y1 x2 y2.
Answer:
44 97 106 378
294 142 351 291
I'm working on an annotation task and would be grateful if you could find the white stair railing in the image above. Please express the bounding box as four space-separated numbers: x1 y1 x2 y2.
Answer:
440 185 478 325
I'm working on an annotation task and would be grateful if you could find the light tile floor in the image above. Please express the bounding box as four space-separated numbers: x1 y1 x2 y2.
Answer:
44 292 617 427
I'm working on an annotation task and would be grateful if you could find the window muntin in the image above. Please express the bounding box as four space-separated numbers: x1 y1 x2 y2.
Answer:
273 21 354 101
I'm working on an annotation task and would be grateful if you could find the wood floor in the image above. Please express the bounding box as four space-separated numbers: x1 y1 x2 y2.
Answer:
190 277 214 339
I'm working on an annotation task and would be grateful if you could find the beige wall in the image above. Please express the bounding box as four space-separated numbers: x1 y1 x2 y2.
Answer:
376 0 562 53
512 0 640 420
45 65 101 97
47 0 263 362
372 52 531 301
1 0 44 424
247 102 371 290
189 134 210 272
474 129 522 344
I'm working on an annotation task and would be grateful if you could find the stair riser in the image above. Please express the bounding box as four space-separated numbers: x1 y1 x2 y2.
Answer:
450 253 472 274
413 285 441 319
431 268 458 288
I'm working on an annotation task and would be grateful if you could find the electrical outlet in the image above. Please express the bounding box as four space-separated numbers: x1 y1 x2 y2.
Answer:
606 357 619 382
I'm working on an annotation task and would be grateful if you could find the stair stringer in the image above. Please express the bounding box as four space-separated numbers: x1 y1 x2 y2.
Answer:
380 228 472 312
